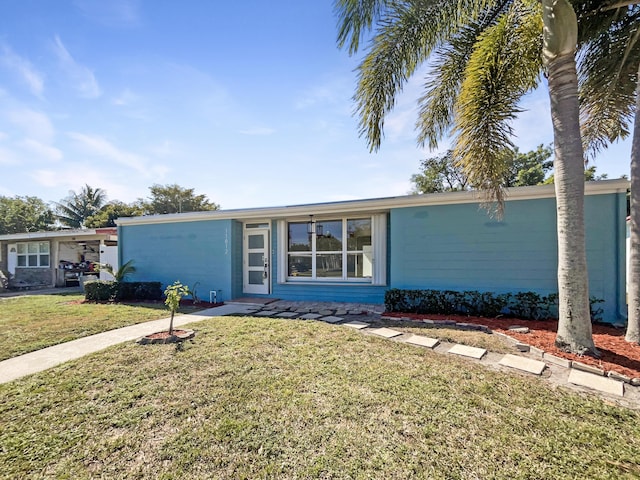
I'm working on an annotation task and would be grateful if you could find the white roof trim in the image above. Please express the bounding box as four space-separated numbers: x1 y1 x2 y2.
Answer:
0 229 107 241
116 179 630 227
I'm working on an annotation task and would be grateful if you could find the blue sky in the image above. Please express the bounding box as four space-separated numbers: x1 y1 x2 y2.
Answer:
0 1 633 210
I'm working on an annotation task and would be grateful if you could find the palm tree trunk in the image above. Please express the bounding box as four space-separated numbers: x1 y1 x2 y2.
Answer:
626 65 640 344
547 52 596 355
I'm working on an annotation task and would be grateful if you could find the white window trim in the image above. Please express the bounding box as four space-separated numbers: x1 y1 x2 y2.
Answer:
278 214 386 285
15 241 50 268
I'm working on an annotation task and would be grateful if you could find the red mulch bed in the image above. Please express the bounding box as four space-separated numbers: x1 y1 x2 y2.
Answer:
384 312 640 379
145 329 191 340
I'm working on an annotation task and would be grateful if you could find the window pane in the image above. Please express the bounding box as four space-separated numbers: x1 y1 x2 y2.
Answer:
316 254 342 277
28 254 38 266
27 243 38 254
248 253 263 267
248 234 264 249
288 223 310 251
17 256 26 267
39 242 49 253
40 254 50 267
288 255 311 277
347 219 372 251
348 252 372 278
316 220 342 251
248 271 264 285
17 244 26 254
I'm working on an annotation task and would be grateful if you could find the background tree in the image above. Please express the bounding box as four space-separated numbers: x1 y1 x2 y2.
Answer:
85 201 145 228
410 150 469 194
54 184 107 229
139 184 219 215
411 145 554 194
0 196 53 234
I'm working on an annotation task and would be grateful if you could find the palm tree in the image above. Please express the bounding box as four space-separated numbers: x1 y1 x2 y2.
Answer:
54 184 107 229
575 4 640 343
335 0 639 354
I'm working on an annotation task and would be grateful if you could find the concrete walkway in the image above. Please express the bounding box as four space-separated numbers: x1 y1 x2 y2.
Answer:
0 303 256 384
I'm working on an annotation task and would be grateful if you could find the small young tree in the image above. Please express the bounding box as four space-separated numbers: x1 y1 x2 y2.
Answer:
164 281 190 335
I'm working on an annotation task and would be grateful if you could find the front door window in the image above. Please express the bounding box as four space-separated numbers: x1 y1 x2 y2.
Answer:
244 227 270 294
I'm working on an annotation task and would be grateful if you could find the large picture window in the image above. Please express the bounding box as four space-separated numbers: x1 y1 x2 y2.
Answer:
16 241 50 268
286 217 374 281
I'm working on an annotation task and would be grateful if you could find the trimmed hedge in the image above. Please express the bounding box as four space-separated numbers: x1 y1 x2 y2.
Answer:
84 281 163 302
384 288 604 322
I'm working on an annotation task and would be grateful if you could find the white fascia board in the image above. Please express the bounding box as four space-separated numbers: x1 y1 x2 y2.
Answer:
0 229 102 241
116 178 630 227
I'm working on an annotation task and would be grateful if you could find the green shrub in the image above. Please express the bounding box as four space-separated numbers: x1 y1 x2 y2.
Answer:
84 280 119 301
117 282 162 301
384 288 599 321
84 281 163 302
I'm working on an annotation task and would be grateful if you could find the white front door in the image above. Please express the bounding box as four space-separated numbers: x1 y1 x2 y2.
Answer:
243 228 270 295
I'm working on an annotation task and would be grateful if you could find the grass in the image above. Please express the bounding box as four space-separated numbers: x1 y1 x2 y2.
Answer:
0 293 202 361
1 316 639 479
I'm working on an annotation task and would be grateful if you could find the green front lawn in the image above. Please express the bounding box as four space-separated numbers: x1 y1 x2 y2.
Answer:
1 316 638 479
0 293 200 361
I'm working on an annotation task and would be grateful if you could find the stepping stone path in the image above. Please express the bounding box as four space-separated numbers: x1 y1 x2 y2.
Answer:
370 327 403 338
448 344 487 360
343 320 370 329
321 316 343 324
568 369 625 397
404 334 439 348
499 354 546 375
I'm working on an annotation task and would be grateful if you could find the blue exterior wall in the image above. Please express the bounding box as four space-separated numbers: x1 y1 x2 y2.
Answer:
118 219 237 303
389 192 627 323
117 190 626 321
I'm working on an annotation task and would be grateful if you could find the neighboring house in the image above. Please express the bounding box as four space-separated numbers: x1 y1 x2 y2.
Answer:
0 228 118 289
117 179 628 324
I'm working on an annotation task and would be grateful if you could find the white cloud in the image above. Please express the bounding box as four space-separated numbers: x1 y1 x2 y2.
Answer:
0 146 19 165
0 44 44 98
51 35 102 99
67 131 145 170
511 87 553 151
74 0 140 27
238 127 276 136
295 76 352 112
112 88 138 106
7 109 55 143
67 131 169 179
19 138 63 161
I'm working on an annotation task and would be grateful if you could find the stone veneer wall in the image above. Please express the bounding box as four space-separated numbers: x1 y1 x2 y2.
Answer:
12 268 52 286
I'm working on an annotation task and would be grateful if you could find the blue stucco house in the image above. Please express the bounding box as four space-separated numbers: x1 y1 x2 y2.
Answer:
116 179 629 323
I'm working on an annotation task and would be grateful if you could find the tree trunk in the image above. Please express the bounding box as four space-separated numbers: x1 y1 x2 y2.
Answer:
547 52 596 355
626 65 640 344
169 311 175 336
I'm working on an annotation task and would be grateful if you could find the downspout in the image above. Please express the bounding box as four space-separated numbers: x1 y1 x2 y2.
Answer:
618 191 629 321
117 224 123 279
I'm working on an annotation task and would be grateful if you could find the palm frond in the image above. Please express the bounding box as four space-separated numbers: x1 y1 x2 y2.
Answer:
453 1 543 214
578 7 640 157
416 1 512 149
353 0 496 151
